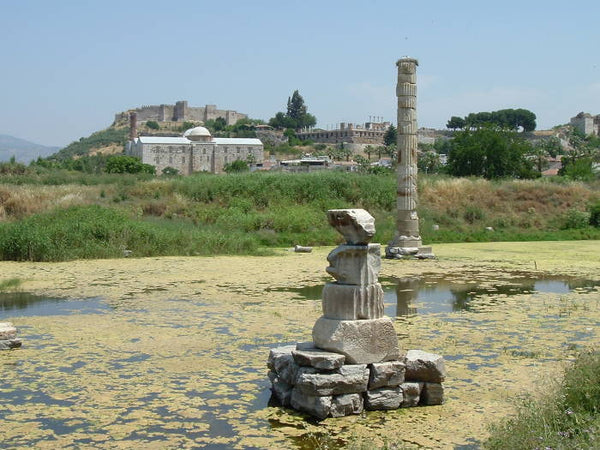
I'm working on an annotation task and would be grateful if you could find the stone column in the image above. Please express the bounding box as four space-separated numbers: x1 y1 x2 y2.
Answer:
386 58 432 258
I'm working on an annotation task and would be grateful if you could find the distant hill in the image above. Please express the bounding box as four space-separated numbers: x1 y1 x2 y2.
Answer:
0 134 60 163
48 127 128 161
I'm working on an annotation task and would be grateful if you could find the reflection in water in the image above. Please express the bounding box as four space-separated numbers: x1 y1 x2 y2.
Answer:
381 275 599 317
0 292 109 318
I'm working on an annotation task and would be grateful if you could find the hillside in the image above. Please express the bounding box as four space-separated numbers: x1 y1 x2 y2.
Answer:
0 134 59 163
48 127 129 161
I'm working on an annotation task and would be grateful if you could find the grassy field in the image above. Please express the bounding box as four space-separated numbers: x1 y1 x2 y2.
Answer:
0 171 599 261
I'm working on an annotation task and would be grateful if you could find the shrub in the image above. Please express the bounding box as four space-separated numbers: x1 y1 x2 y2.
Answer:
589 201 600 227
145 120 159 130
562 208 591 230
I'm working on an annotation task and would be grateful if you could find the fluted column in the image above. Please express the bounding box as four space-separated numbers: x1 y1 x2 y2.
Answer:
386 57 422 257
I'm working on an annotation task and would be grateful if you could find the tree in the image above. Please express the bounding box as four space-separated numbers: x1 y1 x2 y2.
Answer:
450 108 537 132
223 159 249 173
105 155 155 174
213 117 227 131
447 126 535 179
269 90 317 130
383 125 397 146
446 116 466 130
364 145 374 160
146 121 159 130
418 151 442 174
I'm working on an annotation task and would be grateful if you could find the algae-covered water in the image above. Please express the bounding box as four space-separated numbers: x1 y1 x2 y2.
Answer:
1 241 599 449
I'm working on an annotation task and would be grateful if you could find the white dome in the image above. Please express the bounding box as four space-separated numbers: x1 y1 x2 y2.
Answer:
183 126 212 141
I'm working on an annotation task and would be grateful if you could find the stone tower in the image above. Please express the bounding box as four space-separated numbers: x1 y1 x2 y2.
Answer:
386 58 432 259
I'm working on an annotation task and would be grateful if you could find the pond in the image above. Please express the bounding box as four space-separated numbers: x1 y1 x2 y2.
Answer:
1 245 599 449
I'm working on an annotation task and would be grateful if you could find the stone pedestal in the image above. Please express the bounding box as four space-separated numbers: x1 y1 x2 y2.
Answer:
268 344 445 419
267 208 446 418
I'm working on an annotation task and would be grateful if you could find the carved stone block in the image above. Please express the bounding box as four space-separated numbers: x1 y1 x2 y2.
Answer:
322 282 384 320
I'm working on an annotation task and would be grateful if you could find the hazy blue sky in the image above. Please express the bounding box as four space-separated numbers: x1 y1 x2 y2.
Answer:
2 0 599 147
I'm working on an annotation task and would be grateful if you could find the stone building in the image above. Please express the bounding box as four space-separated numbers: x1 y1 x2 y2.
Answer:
296 121 391 146
570 112 600 136
115 101 247 126
126 126 264 175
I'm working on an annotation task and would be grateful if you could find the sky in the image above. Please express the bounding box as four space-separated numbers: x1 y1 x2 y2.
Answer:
1 0 599 147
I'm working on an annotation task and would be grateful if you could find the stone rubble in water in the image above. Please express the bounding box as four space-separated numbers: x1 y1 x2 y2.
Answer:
267 208 446 418
0 322 22 350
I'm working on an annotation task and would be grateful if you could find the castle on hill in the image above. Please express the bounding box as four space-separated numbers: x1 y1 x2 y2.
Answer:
115 100 247 126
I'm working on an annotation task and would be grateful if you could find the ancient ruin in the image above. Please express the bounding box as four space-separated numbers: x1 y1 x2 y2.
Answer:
267 209 445 419
386 58 433 259
0 322 21 350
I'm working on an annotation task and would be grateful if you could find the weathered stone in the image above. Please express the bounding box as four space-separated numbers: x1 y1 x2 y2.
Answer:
330 393 363 417
267 345 295 371
0 322 17 340
294 245 312 253
295 364 369 396
325 244 381 285
0 339 22 350
326 209 375 245
405 350 446 382
292 348 345 370
290 388 331 420
369 361 406 389
364 386 403 410
420 382 444 405
269 349 300 385
295 341 315 351
400 382 423 407
312 316 400 364
322 282 384 320
269 371 294 406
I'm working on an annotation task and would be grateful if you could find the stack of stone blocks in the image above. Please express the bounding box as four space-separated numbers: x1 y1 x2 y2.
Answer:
0 322 21 350
267 209 445 419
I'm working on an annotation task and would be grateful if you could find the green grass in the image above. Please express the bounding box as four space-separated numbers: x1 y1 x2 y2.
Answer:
485 350 600 449
0 277 23 291
0 171 599 261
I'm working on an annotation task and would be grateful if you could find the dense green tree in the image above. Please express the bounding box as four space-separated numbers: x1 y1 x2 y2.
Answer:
213 117 227 131
450 108 537 132
146 121 160 130
383 125 397 146
446 116 466 130
223 159 249 173
447 126 536 179
269 90 317 130
105 155 155 174
418 151 442 174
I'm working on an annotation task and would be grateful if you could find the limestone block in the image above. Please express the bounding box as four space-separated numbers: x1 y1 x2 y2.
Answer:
420 383 444 406
369 361 406 389
312 316 400 364
326 209 375 245
268 371 293 406
0 339 22 350
326 244 381 285
322 282 384 320
364 386 403 410
295 341 315 351
0 322 17 340
291 388 331 420
330 393 364 417
295 364 369 396
292 348 345 370
269 349 300 385
267 345 295 371
400 382 423 407
405 350 446 383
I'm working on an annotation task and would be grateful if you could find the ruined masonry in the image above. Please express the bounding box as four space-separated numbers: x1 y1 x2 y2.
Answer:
267 209 445 419
0 322 22 350
386 57 433 259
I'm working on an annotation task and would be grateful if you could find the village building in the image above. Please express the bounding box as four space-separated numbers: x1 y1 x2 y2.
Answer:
296 121 391 146
126 126 264 175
